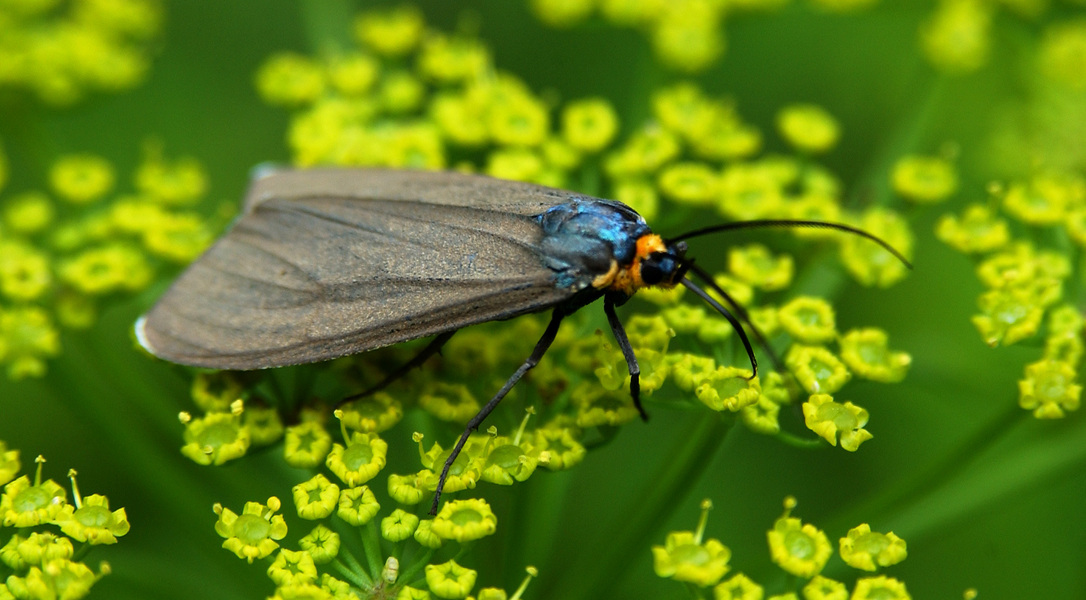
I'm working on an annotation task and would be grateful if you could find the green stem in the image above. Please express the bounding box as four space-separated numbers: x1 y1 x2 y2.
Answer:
362 519 384 578
774 430 825 449
400 548 436 589
332 557 373 589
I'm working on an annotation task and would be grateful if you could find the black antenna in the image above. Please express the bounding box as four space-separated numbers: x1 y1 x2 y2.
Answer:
680 276 758 379
668 219 913 270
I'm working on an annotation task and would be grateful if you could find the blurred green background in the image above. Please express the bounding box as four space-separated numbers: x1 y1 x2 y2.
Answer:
2 1 1085 599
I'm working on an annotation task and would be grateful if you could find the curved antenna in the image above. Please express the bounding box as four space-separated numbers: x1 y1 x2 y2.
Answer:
667 219 913 269
684 261 787 375
680 276 758 379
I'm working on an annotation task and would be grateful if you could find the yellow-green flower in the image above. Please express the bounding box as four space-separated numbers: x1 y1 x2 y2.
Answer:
267 548 318 587
299 525 340 564
741 393 783 435
696 367 761 412
426 559 477 599
292 474 340 520
712 573 763 600
417 436 482 495
891 155 957 203
5 532 74 570
49 154 114 204
326 53 379 96
0 442 19 487
0 306 61 380
58 243 152 295
1018 359 1082 419
243 405 284 447
718 164 785 220
728 244 794 292
613 178 660 222
850 575 910 600
658 162 719 206
530 427 586 470
972 288 1045 347
776 104 839 154
417 35 490 84
214 497 288 563
180 411 251 466
255 52 326 106
283 420 333 469
1002 175 1075 225
414 519 444 549
5 559 98 600
480 438 538 485
135 153 208 206
339 392 403 434
652 531 731 587
190 371 244 413
838 328 911 383
381 508 420 542
652 82 714 140
935 203 1009 254
1 473 67 527
562 97 619 153
54 490 129 544
0 245 51 302
802 394 872 451
531 0 595 27
387 472 427 505
420 382 481 423
431 498 498 543
572 383 641 427
839 208 913 288
786 345 852 394
650 10 724 72
3 191 55 234
336 485 380 526
354 4 425 57
838 524 907 571
802 575 848 600
919 0 992 73
778 297 836 344
326 431 388 487
767 500 832 577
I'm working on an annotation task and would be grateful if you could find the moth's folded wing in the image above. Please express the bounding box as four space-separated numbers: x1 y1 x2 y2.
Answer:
137 196 573 369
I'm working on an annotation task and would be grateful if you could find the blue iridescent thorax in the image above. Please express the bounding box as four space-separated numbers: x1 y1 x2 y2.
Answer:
536 198 651 291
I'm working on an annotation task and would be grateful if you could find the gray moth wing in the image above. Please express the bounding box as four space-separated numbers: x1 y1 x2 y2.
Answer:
137 169 585 370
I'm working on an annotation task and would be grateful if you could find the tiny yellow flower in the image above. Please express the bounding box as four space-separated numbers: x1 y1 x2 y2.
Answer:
741 393 783 435
1 474 67 527
480 439 538 485
1018 359 1082 419
802 575 848 600
891 155 958 203
135 154 208 206
786 346 852 394
613 178 660 222
299 524 340 564
802 394 873 451
3 191 55 234
425 559 477 599
292 474 340 520
255 52 326 106
431 498 498 543
572 382 641 427
354 5 425 57
767 502 832 578
381 508 420 542
0 442 19 487
326 432 388 487
486 148 545 183
326 53 379 96
530 0 595 27
417 35 490 84
971 288 1045 347
839 208 913 288
531 426 587 470
339 392 404 434
336 485 380 526
6 559 98 600
850 575 910 600
54 490 129 545
8 532 74 569
652 82 715 140
696 367 761 412
729 244 794 291
0 246 51 302
420 382 481 423
919 0 992 73
838 524 907 571
1003 175 1075 225
0 307 61 380
838 328 911 383
935 203 1010 254
777 297 836 344
388 472 427 505
652 530 732 587
658 162 719 206
776 104 840 154
283 420 333 469
414 519 443 549
267 548 318 587
214 498 288 563
562 98 619 153
180 411 250 466
651 12 724 72
49 154 114 204
718 164 785 220
712 572 763 600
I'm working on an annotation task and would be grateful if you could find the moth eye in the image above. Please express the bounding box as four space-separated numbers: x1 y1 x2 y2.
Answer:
640 255 669 286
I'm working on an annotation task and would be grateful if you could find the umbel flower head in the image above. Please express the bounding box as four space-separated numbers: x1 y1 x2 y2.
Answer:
214 497 288 563
766 497 833 578
652 499 732 587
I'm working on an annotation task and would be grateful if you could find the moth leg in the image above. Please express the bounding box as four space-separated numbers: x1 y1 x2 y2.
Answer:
430 310 565 515
339 330 457 406
604 297 648 422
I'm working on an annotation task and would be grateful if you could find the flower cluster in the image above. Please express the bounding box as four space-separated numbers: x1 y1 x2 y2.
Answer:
529 0 884 73
654 497 909 597
919 0 1086 79
0 147 214 380
937 173 1085 418
0 0 162 105
201 3 919 597
0 446 129 600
